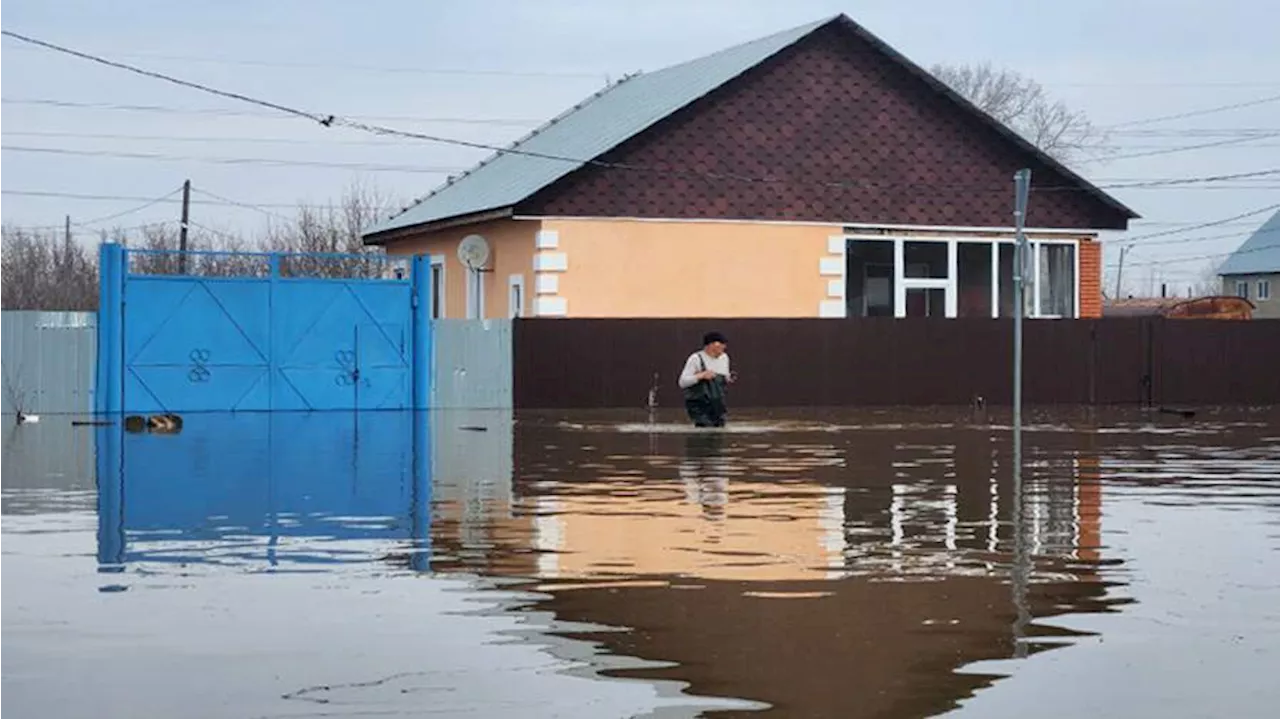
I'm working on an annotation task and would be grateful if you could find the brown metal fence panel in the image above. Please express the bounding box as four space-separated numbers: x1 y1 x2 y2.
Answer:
1155 320 1280 405
513 318 1280 409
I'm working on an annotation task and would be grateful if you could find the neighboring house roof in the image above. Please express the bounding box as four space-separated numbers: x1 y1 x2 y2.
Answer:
1218 208 1280 276
365 14 1137 241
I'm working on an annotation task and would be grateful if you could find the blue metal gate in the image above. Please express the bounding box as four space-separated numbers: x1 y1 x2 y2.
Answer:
95 244 431 413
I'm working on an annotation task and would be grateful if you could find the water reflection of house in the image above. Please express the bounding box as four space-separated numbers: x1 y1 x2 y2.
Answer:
436 416 1107 584
437 415 1120 719
528 434 848 582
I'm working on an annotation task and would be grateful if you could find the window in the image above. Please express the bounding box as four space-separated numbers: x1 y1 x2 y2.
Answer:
842 236 1078 319
428 256 446 319
1258 280 1271 301
1037 244 1076 318
508 274 525 318
1236 281 1250 299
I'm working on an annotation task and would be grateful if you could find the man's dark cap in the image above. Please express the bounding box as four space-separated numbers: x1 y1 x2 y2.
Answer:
703 331 727 346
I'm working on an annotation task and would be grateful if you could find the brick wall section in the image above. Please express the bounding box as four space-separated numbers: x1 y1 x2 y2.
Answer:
1079 240 1102 318
520 23 1133 230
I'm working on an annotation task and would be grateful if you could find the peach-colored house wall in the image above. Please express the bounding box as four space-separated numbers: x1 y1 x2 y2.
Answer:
540 218 833 318
383 218 540 319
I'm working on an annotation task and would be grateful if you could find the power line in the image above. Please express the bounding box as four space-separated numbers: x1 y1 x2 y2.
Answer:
1107 93 1280 129
9 28 1276 196
1106 241 1280 268
10 127 1280 153
189 187 295 222
0 97 542 126
9 187 186 230
1118 202 1280 243
2 145 467 174
0 42 610 80
3 129 418 147
1101 131 1280 161
69 187 185 228
1 188 333 210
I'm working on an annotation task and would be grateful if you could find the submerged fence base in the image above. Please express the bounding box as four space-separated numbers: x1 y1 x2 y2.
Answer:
513 318 1280 409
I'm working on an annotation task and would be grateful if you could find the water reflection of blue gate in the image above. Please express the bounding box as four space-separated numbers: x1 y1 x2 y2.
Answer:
96 412 431 571
95 244 432 413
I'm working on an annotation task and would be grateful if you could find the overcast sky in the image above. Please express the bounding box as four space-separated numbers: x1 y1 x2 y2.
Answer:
3 0 1278 294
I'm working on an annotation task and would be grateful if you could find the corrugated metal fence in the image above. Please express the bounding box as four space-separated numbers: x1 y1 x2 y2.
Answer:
513 318 1280 408
1 311 96 415
0 314 515 415
430 320 512 409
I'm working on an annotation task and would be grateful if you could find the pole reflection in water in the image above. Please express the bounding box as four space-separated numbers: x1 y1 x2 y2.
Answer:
94 411 432 574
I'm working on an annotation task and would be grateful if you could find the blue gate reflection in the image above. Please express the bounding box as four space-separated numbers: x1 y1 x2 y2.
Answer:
96 411 431 572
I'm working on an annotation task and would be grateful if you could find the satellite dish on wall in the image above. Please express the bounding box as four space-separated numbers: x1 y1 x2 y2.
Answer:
458 234 491 271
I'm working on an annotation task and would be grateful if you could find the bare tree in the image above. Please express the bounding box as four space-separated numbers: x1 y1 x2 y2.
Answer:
2 185 409 311
1 225 98 310
1189 262 1226 297
929 62 1108 165
263 183 399 279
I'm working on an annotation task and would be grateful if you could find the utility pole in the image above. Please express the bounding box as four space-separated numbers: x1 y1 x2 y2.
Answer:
178 179 191 274
1011 167 1033 660
1115 244 1130 299
1012 168 1031 480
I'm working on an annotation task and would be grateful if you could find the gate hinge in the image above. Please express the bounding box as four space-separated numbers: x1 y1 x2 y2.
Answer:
411 292 419 308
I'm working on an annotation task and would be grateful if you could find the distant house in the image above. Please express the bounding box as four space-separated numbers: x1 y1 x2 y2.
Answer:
1104 296 1255 320
364 14 1137 320
1219 209 1279 319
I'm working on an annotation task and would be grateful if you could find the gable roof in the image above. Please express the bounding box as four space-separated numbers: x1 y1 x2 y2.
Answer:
365 14 1137 241
1218 208 1280 276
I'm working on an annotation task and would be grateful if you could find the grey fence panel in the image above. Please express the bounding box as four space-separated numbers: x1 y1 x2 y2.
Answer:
430 320 513 409
1 311 96 416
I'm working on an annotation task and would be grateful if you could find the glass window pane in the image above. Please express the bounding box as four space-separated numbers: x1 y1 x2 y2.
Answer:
904 241 948 279
1038 244 1076 317
905 288 946 317
998 243 1038 317
998 244 1015 317
957 242 992 318
846 240 895 317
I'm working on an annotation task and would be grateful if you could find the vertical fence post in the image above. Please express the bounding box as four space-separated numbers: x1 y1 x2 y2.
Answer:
95 243 125 415
411 255 432 411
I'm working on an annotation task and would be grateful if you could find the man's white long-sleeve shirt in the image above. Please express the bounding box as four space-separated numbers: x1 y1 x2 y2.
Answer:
678 351 731 389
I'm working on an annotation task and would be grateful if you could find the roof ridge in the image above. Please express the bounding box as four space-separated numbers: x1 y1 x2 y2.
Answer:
638 15 837 77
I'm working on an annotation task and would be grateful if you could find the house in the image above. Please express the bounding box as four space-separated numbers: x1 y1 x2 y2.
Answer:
1104 296 1255 320
1219 208 1279 318
363 14 1137 320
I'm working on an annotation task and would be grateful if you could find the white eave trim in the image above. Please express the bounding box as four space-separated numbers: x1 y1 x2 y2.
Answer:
512 214 1108 236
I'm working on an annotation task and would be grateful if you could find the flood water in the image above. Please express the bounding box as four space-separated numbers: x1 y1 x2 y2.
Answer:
3 406 1279 718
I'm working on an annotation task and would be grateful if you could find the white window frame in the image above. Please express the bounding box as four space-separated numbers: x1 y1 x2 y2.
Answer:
466 267 486 319
1257 279 1271 301
845 235 1081 320
507 274 526 318
428 254 446 319
1236 280 1250 300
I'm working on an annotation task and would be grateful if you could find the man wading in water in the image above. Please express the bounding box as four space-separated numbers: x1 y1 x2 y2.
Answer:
679 332 735 427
